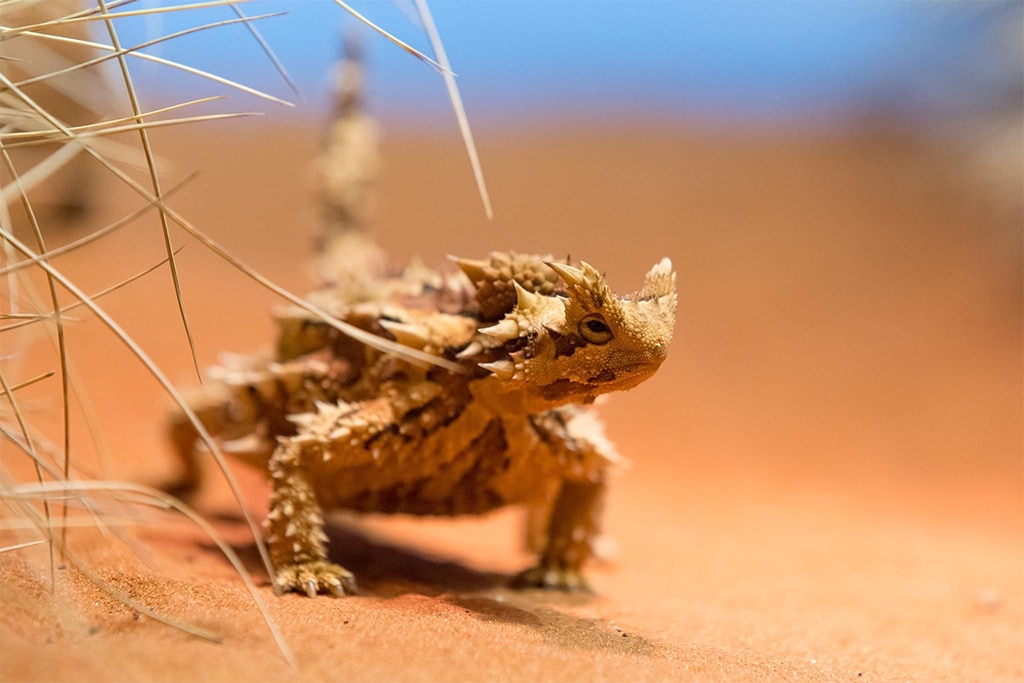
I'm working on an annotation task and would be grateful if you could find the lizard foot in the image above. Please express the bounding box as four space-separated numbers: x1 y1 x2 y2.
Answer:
274 561 358 598
510 565 593 593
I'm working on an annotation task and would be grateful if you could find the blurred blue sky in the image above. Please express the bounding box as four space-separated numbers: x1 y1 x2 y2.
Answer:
115 1 1021 127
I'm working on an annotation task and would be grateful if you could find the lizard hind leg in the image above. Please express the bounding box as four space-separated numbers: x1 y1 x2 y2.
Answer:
266 438 356 597
164 384 235 500
165 410 203 501
164 354 297 500
164 376 268 500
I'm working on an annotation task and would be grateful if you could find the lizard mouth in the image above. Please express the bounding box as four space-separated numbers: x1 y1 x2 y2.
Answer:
538 360 663 404
588 360 662 386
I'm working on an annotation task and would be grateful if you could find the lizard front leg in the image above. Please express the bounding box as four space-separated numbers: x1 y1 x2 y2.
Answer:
513 476 606 592
266 439 356 597
513 408 616 592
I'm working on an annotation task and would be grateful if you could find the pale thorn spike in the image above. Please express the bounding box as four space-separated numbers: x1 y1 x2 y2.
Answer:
640 257 676 299
455 340 484 359
580 261 617 306
652 256 673 275
379 319 430 349
478 318 518 341
545 260 585 287
221 435 266 454
513 280 539 309
479 359 515 380
450 255 488 283
287 413 315 427
579 261 601 281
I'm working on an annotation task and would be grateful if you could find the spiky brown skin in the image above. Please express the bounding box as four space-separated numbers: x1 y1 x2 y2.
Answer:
168 248 676 596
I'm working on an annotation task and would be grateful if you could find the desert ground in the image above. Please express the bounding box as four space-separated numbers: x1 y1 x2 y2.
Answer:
1 118 1021 682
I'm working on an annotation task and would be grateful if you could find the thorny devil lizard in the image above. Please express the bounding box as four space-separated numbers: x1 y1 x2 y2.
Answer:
166 51 677 598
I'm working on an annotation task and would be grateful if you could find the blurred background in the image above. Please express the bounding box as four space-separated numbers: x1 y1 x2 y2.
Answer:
114 1 1021 127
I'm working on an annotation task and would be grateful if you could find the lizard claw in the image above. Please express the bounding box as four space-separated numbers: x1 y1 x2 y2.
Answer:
275 561 358 597
510 564 593 593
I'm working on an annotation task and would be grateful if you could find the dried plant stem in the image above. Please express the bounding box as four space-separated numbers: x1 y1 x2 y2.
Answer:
1 1 489 667
0 365 56 589
0 222 277 599
4 66 465 373
0 145 72 564
0 173 196 278
11 0 259 34
1 484 224 645
0 371 55 396
2 249 183 333
228 2 300 98
330 0 448 75
414 0 492 220
11 11 285 92
5 480 295 665
7 27 294 107
5 111 258 148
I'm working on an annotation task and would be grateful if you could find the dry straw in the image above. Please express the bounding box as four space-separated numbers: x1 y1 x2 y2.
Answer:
1 0 486 666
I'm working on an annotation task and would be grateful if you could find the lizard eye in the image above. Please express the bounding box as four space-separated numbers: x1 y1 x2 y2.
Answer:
579 314 613 345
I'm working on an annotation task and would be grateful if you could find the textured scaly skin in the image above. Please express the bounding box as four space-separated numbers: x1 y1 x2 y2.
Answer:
167 48 677 597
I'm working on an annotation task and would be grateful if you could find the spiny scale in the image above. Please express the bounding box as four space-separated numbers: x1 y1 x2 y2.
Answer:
166 42 677 598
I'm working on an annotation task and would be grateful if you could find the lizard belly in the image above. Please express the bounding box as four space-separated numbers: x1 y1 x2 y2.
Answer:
310 406 559 516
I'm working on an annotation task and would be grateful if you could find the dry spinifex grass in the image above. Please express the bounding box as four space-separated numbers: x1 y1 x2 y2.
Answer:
0 0 485 664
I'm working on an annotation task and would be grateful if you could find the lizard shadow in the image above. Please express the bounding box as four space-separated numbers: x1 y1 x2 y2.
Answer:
212 517 508 595
209 517 659 657
322 521 510 596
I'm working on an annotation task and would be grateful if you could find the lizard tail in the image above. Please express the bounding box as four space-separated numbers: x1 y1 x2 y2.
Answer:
314 36 385 285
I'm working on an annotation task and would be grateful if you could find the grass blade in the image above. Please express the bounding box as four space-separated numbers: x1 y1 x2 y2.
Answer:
330 0 449 75
95 0 200 382
413 0 493 220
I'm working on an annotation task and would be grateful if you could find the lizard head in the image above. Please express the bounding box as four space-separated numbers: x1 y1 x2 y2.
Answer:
475 257 677 410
